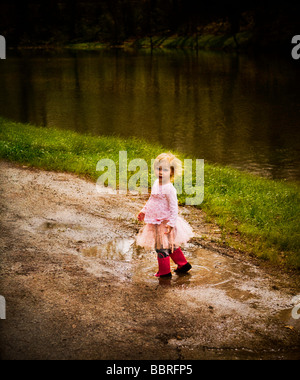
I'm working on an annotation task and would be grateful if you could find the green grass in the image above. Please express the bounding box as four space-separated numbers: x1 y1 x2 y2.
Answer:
0 116 299 269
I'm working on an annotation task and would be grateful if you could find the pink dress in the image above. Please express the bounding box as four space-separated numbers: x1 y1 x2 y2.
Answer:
136 180 194 251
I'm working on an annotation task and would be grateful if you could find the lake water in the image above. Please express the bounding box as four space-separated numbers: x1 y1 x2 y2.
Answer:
0 48 299 182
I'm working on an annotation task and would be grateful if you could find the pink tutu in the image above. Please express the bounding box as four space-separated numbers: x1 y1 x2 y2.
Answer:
136 216 194 252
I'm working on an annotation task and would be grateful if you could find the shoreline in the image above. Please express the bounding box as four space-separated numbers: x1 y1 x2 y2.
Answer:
6 31 293 58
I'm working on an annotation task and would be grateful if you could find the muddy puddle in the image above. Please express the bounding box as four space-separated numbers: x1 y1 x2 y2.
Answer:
78 238 300 330
79 239 238 288
77 238 300 360
79 237 258 290
2 162 299 360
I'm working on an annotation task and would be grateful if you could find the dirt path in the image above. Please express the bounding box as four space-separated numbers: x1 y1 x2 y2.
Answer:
0 160 299 360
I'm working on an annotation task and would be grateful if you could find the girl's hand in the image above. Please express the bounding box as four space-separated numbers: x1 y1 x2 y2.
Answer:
165 225 173 235
138 212 145 222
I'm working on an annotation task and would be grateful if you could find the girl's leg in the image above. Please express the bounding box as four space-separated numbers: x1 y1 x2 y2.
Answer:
155 249 172 278
170 247 192 273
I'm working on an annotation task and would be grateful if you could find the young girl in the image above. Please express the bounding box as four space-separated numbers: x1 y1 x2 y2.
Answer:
136 153 194 278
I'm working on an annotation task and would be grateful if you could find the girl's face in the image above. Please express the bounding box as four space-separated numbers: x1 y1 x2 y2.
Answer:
155 161 173 184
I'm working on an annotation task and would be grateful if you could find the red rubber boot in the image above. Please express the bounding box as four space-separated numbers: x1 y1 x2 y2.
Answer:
170 247 192 273
155 252 172 278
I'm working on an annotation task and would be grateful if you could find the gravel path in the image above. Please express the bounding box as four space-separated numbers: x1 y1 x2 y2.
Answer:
0 160 299 360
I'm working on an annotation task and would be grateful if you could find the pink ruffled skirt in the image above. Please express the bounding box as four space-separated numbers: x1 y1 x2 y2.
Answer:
136 217 194 252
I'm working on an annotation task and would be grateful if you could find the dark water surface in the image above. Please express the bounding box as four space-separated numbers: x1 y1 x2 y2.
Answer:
0 49 299 181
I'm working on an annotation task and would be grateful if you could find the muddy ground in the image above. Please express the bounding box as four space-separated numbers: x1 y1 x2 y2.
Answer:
0 160 299 360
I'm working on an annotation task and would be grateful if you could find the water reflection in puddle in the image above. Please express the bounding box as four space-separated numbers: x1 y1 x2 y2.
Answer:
81 239 136 262
79 238 246 289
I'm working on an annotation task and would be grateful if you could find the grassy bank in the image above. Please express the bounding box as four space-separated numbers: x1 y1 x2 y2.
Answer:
0 117 299 269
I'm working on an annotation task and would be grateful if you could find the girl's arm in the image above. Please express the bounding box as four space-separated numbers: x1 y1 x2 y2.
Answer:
138 196 150 221
140 203 148 214
139 180 156 218
166 186 178 228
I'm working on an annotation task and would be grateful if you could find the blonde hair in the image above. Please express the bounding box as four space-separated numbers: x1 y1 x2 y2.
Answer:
153 153 183 181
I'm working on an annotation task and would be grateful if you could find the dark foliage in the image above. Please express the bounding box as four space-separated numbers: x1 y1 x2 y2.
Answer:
0 1 299 48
